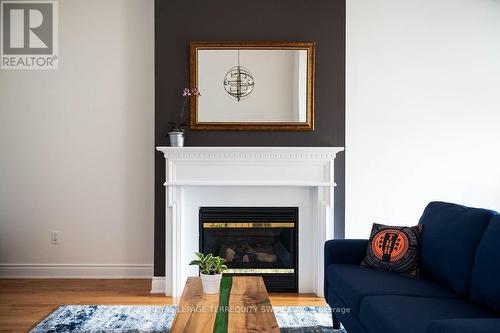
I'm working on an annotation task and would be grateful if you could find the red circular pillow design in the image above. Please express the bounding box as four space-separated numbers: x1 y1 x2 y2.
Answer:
361 223 423 278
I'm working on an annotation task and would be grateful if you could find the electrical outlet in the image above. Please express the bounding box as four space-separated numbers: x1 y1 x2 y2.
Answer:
50 231 61 245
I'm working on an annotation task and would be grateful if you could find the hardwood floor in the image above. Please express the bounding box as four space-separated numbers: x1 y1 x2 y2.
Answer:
0 279 326 332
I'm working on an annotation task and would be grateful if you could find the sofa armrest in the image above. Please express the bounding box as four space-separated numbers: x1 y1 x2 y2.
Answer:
324 239 368 267
324 239 368 303
427 319 500 333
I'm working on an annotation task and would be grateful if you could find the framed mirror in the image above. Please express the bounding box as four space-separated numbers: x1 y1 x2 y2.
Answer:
189 41 315 131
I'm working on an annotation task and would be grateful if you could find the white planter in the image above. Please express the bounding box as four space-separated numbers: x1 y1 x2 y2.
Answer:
168 131 184 147
200 273 222 294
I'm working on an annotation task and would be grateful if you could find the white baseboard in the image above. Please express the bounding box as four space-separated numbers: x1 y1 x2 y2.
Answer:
0 263 153 278
150 276 165 294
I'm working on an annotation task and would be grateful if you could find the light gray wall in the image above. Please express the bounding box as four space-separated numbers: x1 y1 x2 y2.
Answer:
0 0 154 277
346 0 500 237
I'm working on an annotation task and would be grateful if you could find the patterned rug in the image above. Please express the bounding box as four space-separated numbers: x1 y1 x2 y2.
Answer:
30 305 347 332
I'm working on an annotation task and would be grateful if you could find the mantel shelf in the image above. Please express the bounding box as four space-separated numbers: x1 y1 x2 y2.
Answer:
164 181 337 187
156 146 344 160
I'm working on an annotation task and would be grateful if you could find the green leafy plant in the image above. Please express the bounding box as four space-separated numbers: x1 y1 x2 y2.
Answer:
189 252 228 275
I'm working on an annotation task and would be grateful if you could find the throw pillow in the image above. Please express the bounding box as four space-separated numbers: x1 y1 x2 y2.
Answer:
361 223 423 278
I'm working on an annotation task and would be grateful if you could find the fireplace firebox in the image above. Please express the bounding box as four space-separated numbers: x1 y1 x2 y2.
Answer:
199 207 298 292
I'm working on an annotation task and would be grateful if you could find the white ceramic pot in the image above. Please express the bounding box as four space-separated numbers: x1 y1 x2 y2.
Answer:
168 131 184 147
200 273 222 294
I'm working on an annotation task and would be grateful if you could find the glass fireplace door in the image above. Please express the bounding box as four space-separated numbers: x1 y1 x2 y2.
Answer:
202 222 295 273
199 207 299 292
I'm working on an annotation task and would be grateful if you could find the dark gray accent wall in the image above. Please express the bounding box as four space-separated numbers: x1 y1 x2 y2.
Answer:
154 0 345 276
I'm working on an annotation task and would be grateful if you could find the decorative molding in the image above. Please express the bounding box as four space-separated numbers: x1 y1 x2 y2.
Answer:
0 263 153 278
157 147 343 160
163 181 336 187
156 146 344 297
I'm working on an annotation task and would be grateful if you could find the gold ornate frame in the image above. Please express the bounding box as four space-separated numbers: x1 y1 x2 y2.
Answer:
189 41 315 131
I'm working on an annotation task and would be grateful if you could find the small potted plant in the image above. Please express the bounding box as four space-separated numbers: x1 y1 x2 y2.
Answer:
189 252 228 294
168 87 200 147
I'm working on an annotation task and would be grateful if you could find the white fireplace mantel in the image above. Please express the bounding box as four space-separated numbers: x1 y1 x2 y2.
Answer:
155 146 344 297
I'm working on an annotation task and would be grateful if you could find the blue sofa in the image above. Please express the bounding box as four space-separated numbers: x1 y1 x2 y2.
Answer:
324 201 500 333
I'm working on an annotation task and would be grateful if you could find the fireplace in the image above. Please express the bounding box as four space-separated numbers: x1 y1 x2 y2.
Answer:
155 146 343 296
200 207 298 292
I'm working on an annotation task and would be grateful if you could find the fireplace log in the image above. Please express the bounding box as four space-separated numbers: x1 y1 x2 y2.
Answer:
255 252 277 263
225 248 236 262
243 244 256 254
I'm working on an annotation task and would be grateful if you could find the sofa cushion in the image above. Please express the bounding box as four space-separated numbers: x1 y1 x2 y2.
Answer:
471 214 500 313
359 295 493 333
325 264 457 315
427 319 500 333
419 201 496 295
326 286 368 333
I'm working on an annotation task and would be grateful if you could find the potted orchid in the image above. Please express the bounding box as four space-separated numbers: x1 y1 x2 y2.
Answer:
168 87 201 147
189 252 228 294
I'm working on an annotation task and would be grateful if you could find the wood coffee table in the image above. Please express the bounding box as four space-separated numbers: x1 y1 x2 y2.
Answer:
171 276 279 333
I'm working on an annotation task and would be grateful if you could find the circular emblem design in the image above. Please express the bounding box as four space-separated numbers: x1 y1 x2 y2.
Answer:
361 224 422 278
371 229 409 263
223 66 254 101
